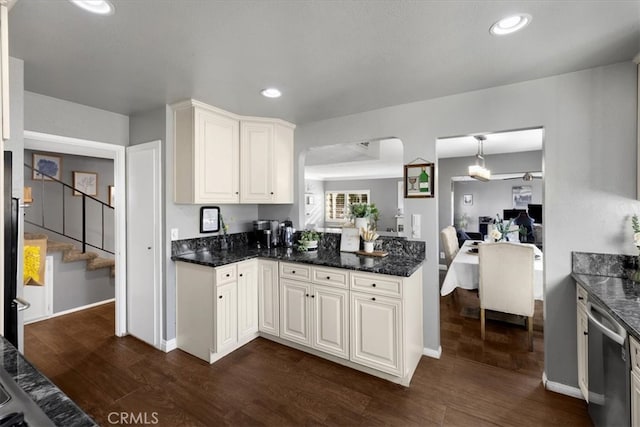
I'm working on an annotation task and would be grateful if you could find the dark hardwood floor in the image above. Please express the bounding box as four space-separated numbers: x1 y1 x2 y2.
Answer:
24 286 590 426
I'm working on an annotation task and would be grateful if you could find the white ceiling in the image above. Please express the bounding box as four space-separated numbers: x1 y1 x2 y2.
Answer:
8 1 640 125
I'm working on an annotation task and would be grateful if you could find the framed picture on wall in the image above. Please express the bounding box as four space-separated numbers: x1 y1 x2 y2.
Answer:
108 186 115 207
200 206 220 233
512 185 532 209
32 153 62 181
404 162 434 198
463 194 473 205
73 171 98 196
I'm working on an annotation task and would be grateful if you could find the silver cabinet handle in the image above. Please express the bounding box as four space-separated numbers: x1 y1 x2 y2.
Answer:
13 297 31 311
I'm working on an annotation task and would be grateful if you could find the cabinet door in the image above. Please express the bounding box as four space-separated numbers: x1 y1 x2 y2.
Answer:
195 108 239 203
312 285 349 359
280 278 311 346
272 123 294 203
216 281 237 352
633 371 640 427
350 292 401 376
577 305 589 401
258 260 279 336
237 260 258 341
240 121 274 203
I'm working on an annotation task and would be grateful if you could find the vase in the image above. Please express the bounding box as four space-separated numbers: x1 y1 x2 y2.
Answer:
355 217 368 232
363 241 375 253
306 240 318 251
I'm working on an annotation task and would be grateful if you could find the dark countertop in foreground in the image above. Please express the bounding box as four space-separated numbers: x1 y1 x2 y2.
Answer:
572 273 640 342
0 336 96 426
172 246 425 277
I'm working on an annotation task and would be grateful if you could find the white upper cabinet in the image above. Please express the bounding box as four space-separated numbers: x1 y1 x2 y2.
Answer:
173 100 294 204
173 101 240 204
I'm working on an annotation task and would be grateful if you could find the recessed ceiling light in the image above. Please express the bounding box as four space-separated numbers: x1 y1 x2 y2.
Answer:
68 0 115 16
261 88 282 98
490 13 531 35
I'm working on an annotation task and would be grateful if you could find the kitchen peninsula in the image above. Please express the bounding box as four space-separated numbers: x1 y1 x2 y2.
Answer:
172 232 425 386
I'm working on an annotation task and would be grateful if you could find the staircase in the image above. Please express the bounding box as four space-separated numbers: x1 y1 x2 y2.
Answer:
25 233 115 277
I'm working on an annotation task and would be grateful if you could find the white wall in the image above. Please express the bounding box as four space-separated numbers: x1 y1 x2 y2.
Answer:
259 61 638 389
303 179 325 228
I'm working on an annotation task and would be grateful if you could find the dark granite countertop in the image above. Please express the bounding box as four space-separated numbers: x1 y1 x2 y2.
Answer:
172 246 425 277
572 273 640 342
0 336 96 426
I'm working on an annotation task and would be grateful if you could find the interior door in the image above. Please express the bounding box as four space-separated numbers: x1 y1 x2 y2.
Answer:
126 141 162 348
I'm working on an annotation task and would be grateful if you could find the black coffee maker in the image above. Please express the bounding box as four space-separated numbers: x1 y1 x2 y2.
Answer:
252 220 272 248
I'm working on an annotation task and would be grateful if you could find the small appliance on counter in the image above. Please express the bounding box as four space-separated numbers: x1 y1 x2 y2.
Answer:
252 220 272 248
280 220 294 247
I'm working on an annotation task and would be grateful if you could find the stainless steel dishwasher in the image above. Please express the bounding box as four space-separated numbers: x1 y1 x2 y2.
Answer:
587 300 630 427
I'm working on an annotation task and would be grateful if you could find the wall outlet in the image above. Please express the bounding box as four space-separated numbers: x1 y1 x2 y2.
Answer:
440 251 445 259
171 228 179 240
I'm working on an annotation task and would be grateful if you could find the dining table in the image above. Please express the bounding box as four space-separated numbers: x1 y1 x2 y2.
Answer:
440 240 544 300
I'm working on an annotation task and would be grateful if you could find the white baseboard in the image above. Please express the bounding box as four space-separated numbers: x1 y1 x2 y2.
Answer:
542 372 584 400
161 338 177 353
423 346 442 359
31 298 115 322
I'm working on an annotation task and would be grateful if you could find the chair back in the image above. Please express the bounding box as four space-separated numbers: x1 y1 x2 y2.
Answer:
478 242 534 317
440 226 459 266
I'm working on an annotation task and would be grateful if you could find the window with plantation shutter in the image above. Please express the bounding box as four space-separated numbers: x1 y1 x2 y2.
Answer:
325 190 370 224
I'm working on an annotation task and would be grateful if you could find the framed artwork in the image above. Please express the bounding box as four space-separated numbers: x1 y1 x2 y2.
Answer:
512 185 532 209
463 194 473 205
200 206 220 233
108 186 115 207
32 153 62 181
404 162 434 198
339 227 360 252
73 171 98 196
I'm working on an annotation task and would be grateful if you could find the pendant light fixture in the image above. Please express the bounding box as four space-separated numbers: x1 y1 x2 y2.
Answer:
468 135 491 181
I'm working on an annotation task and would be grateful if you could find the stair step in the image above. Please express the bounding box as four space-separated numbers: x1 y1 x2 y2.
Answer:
63 249 98 263
87 257 115 271
46 240 75 253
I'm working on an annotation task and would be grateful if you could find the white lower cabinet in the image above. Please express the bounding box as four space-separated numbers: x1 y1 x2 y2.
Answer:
576 284 589 401
258 259 279 336
177 258 423 385
351 292 401 375
237 260 258 341
632 336 640 426
176 259 258 363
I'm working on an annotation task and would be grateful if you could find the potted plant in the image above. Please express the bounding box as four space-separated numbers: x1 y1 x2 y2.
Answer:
360 226 379 253
298 229 320 252
349 202 379 231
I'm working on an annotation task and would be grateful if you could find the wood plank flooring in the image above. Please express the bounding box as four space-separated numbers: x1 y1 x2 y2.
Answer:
24 291 590 426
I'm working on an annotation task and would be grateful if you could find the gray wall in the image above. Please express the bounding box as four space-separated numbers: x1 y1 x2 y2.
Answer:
24 91 129 146
438 150 543 231
453 177 543 233
323 178 401 231
24 149 115 253
259 61 638 391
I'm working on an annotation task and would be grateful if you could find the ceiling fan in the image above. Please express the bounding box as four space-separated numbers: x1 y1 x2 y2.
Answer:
504 172 543 181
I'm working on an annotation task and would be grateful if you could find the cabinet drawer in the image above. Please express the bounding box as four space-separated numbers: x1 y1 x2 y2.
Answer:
312 266 348 289
576 284 588 310
216 265 237 285
631 336 640 375
351 272 402 298
280 262 311 281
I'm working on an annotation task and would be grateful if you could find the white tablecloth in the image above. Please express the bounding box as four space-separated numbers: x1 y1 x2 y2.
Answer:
440 240 544 300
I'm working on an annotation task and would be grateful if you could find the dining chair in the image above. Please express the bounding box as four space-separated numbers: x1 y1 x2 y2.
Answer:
440 226 459 267
478 241 535 351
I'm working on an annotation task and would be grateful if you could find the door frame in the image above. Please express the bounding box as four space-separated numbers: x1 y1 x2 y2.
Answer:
126 140 163 349
23 130 127 337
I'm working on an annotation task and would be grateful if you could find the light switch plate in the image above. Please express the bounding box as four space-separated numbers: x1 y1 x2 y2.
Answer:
411 214 421 238
171 228 179 241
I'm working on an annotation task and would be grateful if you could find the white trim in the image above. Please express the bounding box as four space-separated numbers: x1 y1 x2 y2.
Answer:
542 372 584 399
23 130 127 337
422 346 442 359
26 298 116 323
161 338 177 353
